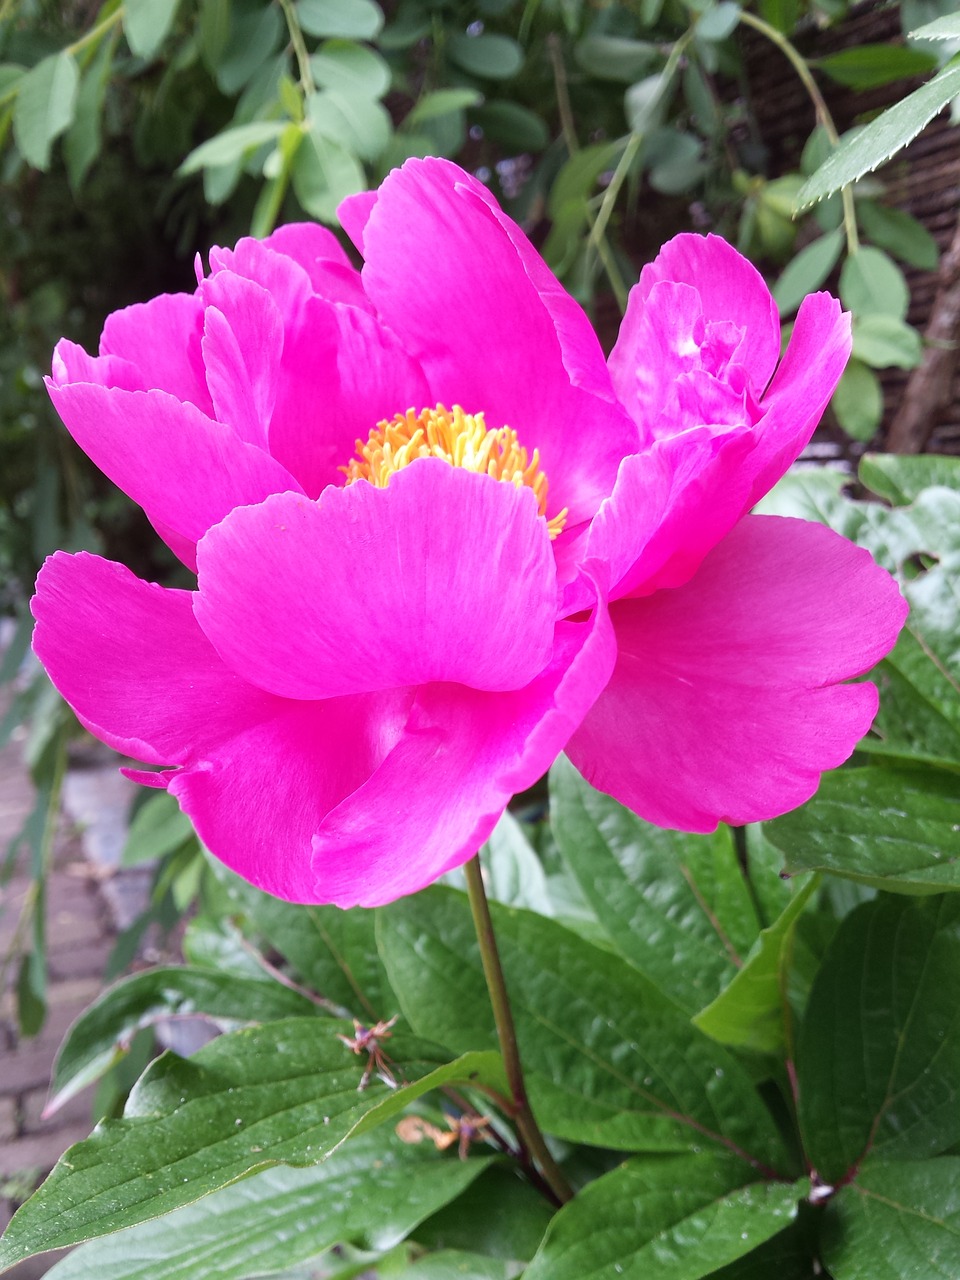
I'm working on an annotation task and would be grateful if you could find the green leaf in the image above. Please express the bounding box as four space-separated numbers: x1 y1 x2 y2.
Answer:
63 33 114 191
178 121 287 175
292 122 366 222
840 246 910 319
122 791 194 867
214 1 285 94
413 1164 552 1263
797 895 960 1182
447 33 524 80
377 887 790 1168
815 43 937 90
771 228 844 316
574 35 659 83
13 51 80 170
765 767 960 892
296 0 384 39
797 58 960 207
821 1157 960 1278
307 87 390 160
0 1020 504 1268
831 359 884 441
524 1153 804 1280
401 1254 510 1280
474 810 554 915
17 948 46 1038
310 40 391 99
550 756 760 1013
42 1131 493 1280
859 452 960 506
471 101 549 151
693 876 818 1055
910 12 960 40
857 201 939 271
697 3 742 43
851 313 922 368
407 88 483 124
124 0 181 60
48 966 320 1115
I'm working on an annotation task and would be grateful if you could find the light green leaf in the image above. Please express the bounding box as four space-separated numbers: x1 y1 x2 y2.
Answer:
797 58 960 206
474 810 554 915
771 228 844 316
822 1157 960 1278
525 1153 804 1280
401 1254 511 1280
831 359 884 441
310 40 391 99
857 201 939 270
693 876 818 1055
697 3 742 43
307 87 390 160
860 452 960 505
296 0 384 39
377 887 790 1168
178 121 287 175
815 43 937 90
43 1131 493 1280
214 1 285 94
407 88 483 124
63 32 114 190
447 33 524 80
0 1020 504 1268
840 246 910 319
851 313 923 368
550 756 760 1013
122 791 194 866
798 895 960 1181
124 0 181 60
910 12 960 40
574 35 659 83
292 122 366 222
13 51 80 170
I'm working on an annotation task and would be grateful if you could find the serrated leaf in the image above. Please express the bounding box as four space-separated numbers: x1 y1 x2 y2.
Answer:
840 246 910 319
851 313 922 368
798 58 960 207
296 0 384 39
857 201 939 271
13 51 79 170
124 0 181 60
42 1130 493 1280
797 895 960 1182
831 359 884 441
911 12 960 40
821 1157 960 1278
0 1021 504 1268
815 43 937 90
550 756 760 1013
178 121 287 175
377 887 790 1169
447 33 524 80
771 228 844 316
525 1152 804 1280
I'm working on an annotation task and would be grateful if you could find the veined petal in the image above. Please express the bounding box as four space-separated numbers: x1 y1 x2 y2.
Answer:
567 515 907 831
194 461 558 700
200 272 284 450
99 291 212 414
209 227 368 313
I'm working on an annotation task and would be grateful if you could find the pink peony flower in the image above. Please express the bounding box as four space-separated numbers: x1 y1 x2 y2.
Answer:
31 158 906 907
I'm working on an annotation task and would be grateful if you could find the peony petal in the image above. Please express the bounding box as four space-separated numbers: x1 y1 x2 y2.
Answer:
338 189 377 256
44 381 303 568
51 339 146 394
357 157 637 526
194 460 558 700
310 579 616 906
567 515 907 831
99 292 212 414
210 231 368 313
200 272 284 449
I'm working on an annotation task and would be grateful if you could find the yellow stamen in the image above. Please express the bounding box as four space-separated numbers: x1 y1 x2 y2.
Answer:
342 404 567 540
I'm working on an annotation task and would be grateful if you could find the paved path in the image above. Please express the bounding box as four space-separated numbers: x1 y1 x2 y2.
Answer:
0 713 115 1277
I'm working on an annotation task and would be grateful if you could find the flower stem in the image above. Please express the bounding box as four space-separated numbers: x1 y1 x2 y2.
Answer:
463 854 573 1205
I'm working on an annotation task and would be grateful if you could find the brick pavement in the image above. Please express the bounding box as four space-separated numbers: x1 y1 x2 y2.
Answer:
0 715 115 1278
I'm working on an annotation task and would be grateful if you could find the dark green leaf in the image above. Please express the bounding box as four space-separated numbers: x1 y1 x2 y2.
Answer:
472 101 548 151
296 0 384 39
831 359 884 441
574 35 659 83
771 229 844 317
124 0 181 60
797 59 960 206
524 1153 804 1280
42 1130 494 1280
840 247 910 319
797 895 960 1182
551 756 760 1013
857 201 939 271
815 44 937 90
413 1165 553 1262
377 887 790 1169
48 966 320 1114
407 89 482 124
13 51 79 170
401 1254 511 1279
851 313 922 368
821 1157 960 1278
447 33 524 80
17 948 46 1038
0 1020 504 1268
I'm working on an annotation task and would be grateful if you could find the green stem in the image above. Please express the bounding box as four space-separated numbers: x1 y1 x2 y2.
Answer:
277 0 315 96
463 855 573 1205
737 9 859 256
66 3 125 58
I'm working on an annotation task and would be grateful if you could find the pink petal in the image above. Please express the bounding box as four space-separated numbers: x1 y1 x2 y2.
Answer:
200 272 284 450
209 230 368 313
310 581 615 906
99 292 212 414
44 382 303 570
338 189 377 256
356 158 637 526
567 515 907 831
194 461 558 700
261 221 354 271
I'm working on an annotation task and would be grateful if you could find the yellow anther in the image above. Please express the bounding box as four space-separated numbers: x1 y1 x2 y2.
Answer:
342 404 567 540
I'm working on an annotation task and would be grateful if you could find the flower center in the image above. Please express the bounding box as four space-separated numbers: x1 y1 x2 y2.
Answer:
342 404 567 540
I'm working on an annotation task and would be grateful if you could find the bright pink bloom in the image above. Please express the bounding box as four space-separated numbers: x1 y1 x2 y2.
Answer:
31 159 906 906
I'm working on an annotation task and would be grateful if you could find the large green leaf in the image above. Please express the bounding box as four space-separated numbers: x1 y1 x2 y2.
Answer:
765 767 960 892
797 58 960 206
550 757 760 1012
124 0 181 59
797 895 960 1183
48 966 320 1113
524 1153 805 1280
43 1131 494 1280
860 453 960 506
13 50 79 169
376 888 790 1170
821 1157 960 1278
0 1019 505 1269
412 1165 552 1263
